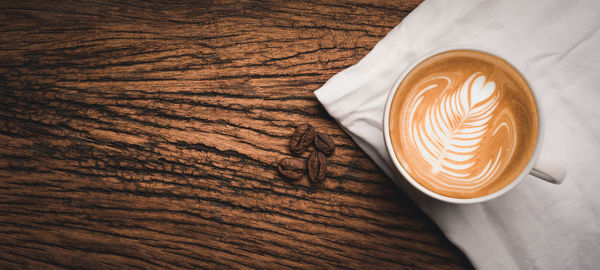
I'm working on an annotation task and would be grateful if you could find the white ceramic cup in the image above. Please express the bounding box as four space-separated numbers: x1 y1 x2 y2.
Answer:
382 48 566 204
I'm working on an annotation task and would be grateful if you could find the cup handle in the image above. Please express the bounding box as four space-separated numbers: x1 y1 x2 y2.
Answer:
529 157 566 184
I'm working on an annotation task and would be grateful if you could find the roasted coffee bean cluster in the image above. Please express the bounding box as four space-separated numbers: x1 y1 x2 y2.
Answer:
278 123 335 182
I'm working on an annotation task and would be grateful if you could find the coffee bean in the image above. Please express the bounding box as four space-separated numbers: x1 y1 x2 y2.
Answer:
314 132 335 155
307 151 326 182
289 123 316 155
278 158 306 180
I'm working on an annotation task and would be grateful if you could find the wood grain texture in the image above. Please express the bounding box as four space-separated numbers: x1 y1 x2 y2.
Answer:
0 0 474 269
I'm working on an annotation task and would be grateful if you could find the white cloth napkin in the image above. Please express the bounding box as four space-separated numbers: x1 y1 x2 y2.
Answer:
314 0 600 269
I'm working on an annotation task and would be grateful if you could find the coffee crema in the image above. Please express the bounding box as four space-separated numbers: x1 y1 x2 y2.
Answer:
389 50 538 199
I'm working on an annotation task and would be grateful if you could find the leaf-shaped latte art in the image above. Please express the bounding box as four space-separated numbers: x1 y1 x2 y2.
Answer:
401 72 517 191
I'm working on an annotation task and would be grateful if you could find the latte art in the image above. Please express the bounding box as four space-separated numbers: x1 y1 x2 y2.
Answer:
389 50 538 199
403 72 516 190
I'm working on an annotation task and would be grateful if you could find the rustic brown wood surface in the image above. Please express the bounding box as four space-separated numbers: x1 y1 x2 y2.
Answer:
0 0 474 269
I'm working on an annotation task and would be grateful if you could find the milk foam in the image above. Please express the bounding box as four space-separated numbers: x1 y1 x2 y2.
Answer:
399 72 517 191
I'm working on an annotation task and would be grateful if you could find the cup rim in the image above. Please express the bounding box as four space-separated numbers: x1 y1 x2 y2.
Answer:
382 47 544 204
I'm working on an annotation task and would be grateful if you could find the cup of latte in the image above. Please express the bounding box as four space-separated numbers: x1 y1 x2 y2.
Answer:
383 48 566 203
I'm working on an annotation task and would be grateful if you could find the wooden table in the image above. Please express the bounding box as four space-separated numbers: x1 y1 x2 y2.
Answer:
0 1 473 269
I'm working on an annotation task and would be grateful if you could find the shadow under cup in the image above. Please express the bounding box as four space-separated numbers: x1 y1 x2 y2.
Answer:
385 49 540 202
